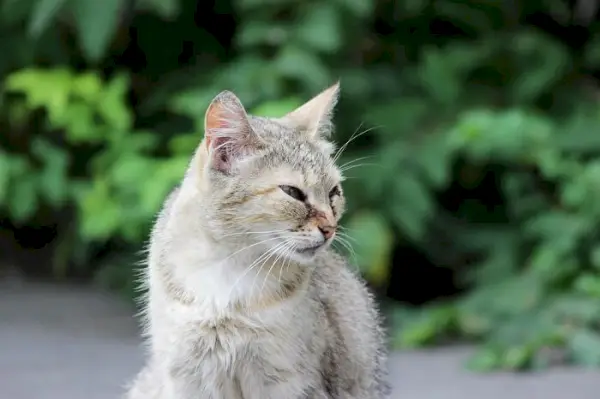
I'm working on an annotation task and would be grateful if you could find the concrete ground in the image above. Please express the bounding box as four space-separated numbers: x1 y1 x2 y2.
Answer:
1 281 599 399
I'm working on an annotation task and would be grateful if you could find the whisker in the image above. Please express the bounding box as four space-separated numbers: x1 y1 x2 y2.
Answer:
334 235 360 272
235 240 288 299
336 230 357 243
331 241 359 273
338 156 373 170
339 163 377 174
333 125 380 163
220 229 286 239
281 243 298 285
259 240 294 296
217 236 281 265
249 240 289 298
333 122 368 162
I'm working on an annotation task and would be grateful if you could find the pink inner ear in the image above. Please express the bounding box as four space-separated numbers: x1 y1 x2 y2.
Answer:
205 102 228 149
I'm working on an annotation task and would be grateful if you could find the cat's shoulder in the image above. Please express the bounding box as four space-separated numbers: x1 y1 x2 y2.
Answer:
311 250 370 295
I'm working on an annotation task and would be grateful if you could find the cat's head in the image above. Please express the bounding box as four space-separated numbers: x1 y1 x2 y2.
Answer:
193 83 345 264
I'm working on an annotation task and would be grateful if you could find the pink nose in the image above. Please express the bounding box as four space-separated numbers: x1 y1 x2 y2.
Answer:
318 224 336 240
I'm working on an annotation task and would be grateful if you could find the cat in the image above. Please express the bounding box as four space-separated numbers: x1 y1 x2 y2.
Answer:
125 82 390 399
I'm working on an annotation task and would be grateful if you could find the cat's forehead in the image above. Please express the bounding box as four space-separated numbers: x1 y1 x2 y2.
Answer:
249 115 294 139
248 116 340 187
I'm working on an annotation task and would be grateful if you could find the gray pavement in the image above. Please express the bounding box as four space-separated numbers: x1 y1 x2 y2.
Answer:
1 281 599 399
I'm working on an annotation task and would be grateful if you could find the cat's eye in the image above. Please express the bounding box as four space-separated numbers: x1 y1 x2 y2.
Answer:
280 185 306 202
329 185 341 199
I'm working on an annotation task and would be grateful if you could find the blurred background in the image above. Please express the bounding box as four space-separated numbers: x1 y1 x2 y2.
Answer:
2 0 600 396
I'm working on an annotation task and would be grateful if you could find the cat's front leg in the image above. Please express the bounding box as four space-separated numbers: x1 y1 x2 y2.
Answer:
303 387 331 399
164 366 243 399
163 352 243 399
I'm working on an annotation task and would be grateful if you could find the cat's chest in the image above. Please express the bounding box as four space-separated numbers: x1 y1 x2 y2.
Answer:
171 305 310 378
173 297 311 352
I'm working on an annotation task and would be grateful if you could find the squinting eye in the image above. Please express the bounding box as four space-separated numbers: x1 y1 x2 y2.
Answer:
329 185 340 199
279 185 306 202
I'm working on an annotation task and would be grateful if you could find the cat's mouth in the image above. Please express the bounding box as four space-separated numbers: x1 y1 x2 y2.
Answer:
295 243 324 256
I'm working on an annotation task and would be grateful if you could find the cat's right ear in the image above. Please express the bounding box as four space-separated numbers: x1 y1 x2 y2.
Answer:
203 91 261 174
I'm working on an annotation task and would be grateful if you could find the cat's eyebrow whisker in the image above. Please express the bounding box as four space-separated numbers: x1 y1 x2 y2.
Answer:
339 163 377 175
339 161 377 171
333 121 365 162
338 156 374 170
332 124 380 163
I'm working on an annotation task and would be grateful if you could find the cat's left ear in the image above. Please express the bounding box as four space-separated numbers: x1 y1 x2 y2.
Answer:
282 81 340 140
204 90 262 174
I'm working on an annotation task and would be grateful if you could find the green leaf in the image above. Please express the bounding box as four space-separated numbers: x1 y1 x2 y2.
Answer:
78 178 121 239
274 44 330 90
568 329 600 367
416 134 453 188
70 72 103 102
418 47 462 105
169 133 200 155
8 173 38 223
398 0 427 16
136 0 179 19
332 0 374 16
390 173 432 239
251 98 302 117
343 210 394 285
236 0 295 11
28 0 66 37
69 0 122 62
2 0 37 25
237 21 288 47
502 345 533 371
0 152 11 205
556 114 600 153
31 138 70 206
466 346 501 372
590 246 600 270
5 68 73 124
295 4 342 53
364 98 430 137
169 87 221 127
60 102 99 143
393 305 455 348
583 33 600 68
139 157 187 214
97 73 132 131
550 295 600 324
510 31 569 103
574 274 600 298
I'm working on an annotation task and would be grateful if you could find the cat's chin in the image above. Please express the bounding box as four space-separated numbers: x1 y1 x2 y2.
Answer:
284 244 327 264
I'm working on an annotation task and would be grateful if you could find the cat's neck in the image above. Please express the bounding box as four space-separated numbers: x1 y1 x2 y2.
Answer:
155 227 310 315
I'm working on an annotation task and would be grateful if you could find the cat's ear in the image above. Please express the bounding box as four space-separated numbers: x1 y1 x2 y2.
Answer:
204 90 261 174
282 81 340 140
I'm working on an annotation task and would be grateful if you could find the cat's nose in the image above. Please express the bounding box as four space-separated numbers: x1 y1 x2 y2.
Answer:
318 224 336 240
310 207 336 240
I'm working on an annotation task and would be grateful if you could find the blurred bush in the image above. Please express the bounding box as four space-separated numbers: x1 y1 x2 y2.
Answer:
2 0 600 370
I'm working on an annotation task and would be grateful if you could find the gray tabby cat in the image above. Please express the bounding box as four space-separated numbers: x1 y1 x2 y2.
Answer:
125 82 390 399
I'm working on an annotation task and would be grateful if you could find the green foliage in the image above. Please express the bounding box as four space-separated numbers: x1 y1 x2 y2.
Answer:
2 0 600 371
